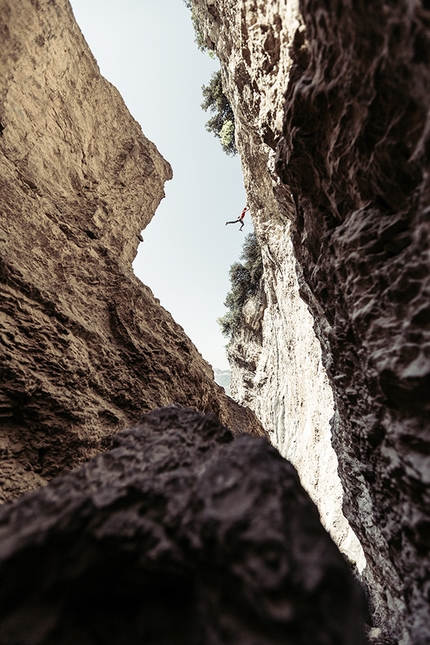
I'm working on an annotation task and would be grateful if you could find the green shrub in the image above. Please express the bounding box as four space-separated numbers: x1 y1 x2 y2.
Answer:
183 3 236 155
183 0 215 56
201 70 238 156
218 233 263 338
220 119 235 152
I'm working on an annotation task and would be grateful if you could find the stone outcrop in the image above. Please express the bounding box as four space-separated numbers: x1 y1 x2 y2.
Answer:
0 0 264 503
191 0 430 643
277 2 430 642
0 405 366 645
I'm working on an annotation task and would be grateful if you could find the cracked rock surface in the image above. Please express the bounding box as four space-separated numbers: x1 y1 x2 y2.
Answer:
276 1 430 642
191 0 365 572
0 406 366 645
0 0 263 502
190 0 430 642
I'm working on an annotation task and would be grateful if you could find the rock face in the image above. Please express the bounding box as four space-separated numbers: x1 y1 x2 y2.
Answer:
0 0 263 502
0 405 366 645
2 0 429 641
276 2 430 643
192 0 365 572
192 0 430 643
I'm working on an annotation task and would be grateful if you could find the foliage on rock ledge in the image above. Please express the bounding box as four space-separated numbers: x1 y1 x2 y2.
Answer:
201 70 238 156
218 233 263 338
183 0 214 55
183 2 237 156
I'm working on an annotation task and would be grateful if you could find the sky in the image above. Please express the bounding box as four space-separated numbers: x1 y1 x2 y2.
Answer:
70 0 251 370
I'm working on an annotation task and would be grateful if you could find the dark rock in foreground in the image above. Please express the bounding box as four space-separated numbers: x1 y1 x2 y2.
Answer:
0 406 365 645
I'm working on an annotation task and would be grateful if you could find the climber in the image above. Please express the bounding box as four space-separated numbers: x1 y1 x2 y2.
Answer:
225 205 249 231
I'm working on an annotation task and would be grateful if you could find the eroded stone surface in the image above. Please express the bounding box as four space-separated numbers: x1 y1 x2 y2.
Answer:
0 406 366 645
0 0 264 502
191 0 430 642
275 2 430 643
192 0 365 572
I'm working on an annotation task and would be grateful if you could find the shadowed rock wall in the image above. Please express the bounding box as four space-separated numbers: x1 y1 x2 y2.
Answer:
0 406 366 645
0 0 263 502
276 2 430 642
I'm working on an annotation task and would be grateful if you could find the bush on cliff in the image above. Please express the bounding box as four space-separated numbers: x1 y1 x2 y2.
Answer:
218 233 263 338
183 2 236 155
201 70 238 156
183 0 215 56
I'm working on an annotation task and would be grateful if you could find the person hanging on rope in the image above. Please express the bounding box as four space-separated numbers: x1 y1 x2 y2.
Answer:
225 205 249 231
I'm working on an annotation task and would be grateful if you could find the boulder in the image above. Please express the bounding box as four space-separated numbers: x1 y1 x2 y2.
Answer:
0 406 365 645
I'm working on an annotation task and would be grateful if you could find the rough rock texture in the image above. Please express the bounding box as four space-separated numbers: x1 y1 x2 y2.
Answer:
276 2 430 643
0 405 366 645
0 0 264 503
192 0 430 643
192 0 365 571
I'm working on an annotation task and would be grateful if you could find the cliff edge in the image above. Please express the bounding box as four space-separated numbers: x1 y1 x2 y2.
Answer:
192 0 365 573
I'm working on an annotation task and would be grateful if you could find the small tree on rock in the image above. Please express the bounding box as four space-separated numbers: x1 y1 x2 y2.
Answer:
201 71 238 156
218 233 263 338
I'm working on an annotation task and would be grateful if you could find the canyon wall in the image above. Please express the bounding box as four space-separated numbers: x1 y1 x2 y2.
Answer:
0 2 367 641
192 0 365 572
1 0 429 641
277 1 430 642
192 0 430 643
0 0 263 503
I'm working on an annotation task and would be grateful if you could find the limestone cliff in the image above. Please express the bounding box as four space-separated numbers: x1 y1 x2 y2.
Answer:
192 0 429 643
192 0 365 571
0 0 263 502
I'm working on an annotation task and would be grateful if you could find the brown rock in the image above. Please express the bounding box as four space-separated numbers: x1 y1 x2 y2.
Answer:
0 405 366 645
0 0 264 502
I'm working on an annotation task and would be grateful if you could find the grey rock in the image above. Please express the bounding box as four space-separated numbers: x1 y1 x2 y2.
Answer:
190 0 430 641
0 406 365 645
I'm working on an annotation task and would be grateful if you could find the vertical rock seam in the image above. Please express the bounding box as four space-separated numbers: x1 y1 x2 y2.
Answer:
0 0 264 502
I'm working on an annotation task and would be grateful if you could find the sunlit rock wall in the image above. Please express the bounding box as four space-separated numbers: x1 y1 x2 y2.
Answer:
192 0 365 571
0 0 264 502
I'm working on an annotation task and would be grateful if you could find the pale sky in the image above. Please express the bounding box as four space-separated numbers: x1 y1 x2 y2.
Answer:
70 0 251 370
